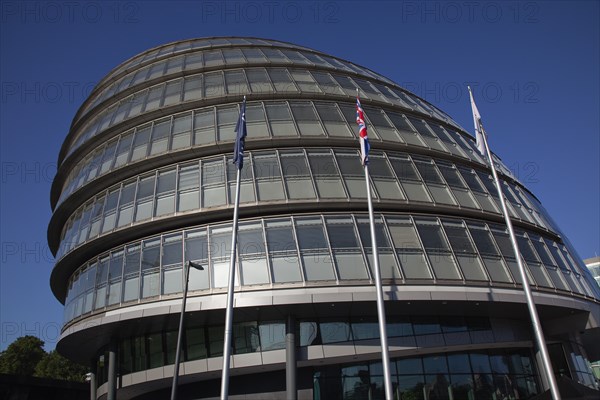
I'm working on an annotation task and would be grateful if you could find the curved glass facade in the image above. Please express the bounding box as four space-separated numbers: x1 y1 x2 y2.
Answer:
62 212 593 325
54 148 561 262
49 37 600 399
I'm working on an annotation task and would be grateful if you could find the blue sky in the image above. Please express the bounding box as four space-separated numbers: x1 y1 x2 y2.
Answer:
1 1 598 351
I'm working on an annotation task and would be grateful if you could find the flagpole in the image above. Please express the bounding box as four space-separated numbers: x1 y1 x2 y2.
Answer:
364 164 394 400
468 87 561 400
220 168 241 400
357 89 393 399
221 96 247 400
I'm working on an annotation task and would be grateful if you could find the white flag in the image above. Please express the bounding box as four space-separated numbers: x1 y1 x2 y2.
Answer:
468 87 486 156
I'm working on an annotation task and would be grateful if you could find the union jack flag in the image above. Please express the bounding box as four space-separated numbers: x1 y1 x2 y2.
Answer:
356 97 370 165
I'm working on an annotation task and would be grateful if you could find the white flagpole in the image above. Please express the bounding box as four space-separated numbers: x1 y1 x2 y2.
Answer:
221 97 246 399
220 168 241 400
468 87 561 400
358 89 393 399
364 164 394 400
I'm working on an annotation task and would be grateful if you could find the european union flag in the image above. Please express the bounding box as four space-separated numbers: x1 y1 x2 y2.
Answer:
233 96 247 169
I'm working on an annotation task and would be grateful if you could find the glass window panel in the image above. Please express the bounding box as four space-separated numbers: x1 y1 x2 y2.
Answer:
162 234 182 266
357 221 390 249
162 266 182 294
162 79 182 106
202 158 225 184
128 91 146 117
183 75 203 101
204 72 225 97
280 152 309 177
335 152 363 176
482 256 513 283
265 220 295 252
224 69 248 95
203 326 222 358
268 69 297 92
259 322 285 351
515 233 539 263
212 260 239 288
320 321 351 343
246 68 273 93
295 219 327 250
184 52 203 70
284 178 315 199
271 256 302 283
193 107 214 145
414 159 444 184
265 102 297 136
399 252 432 279
302 253 335 281
314 177 346 198
108 252 123 282
130 125 151 161
171 114 192 150
150 119 171 156
390 157 420 181
402 181 432 202
311 72 344 95
468 223 500 256
427 252 462 280
413 316 441 335
441 221 475 254
387 219 421 249
423 355 448 374
256 179 285 201
470 353 492 373
240 257 270 285
203 49 223 67
234 322 260 354
290 102 324 136
456 254 488 281
241 48 266 62
238 225 265 255
459 168 487 193
290 69 321 93
113 133 132 168
366 250 402 280
326 218 359 249
415 219 450 251
141 238 161 270
437 163 466 188
333 252 368 280
144 85 164 112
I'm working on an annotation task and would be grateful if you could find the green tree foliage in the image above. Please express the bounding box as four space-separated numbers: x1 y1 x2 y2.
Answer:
0 336 45 375
0 336 88 382
34 350 88 382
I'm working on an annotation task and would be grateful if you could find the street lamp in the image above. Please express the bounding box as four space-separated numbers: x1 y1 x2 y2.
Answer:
170 261 204 400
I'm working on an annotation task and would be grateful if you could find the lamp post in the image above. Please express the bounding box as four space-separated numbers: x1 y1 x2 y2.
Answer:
170 261 204 400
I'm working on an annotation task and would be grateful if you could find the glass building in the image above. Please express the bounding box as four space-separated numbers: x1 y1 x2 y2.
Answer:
48 37 600 399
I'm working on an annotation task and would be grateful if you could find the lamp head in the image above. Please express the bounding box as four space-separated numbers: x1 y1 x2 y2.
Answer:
188 261 204 270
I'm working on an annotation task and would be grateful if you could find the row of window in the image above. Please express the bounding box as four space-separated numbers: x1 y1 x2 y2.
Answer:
314 349 540 400
65 67 455 159
55 149 549 260
103 38 318 90
62 213 595 324
57 100 493 207
94 314 495 378
82 43 399 120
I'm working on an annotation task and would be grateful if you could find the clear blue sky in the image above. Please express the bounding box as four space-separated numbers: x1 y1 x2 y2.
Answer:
1 1 598 351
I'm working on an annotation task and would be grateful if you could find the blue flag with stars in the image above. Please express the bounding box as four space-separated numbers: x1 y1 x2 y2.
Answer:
233 96 247 169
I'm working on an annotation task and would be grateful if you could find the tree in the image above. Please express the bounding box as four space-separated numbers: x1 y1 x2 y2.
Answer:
0 335 45 375
34 350 88 382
